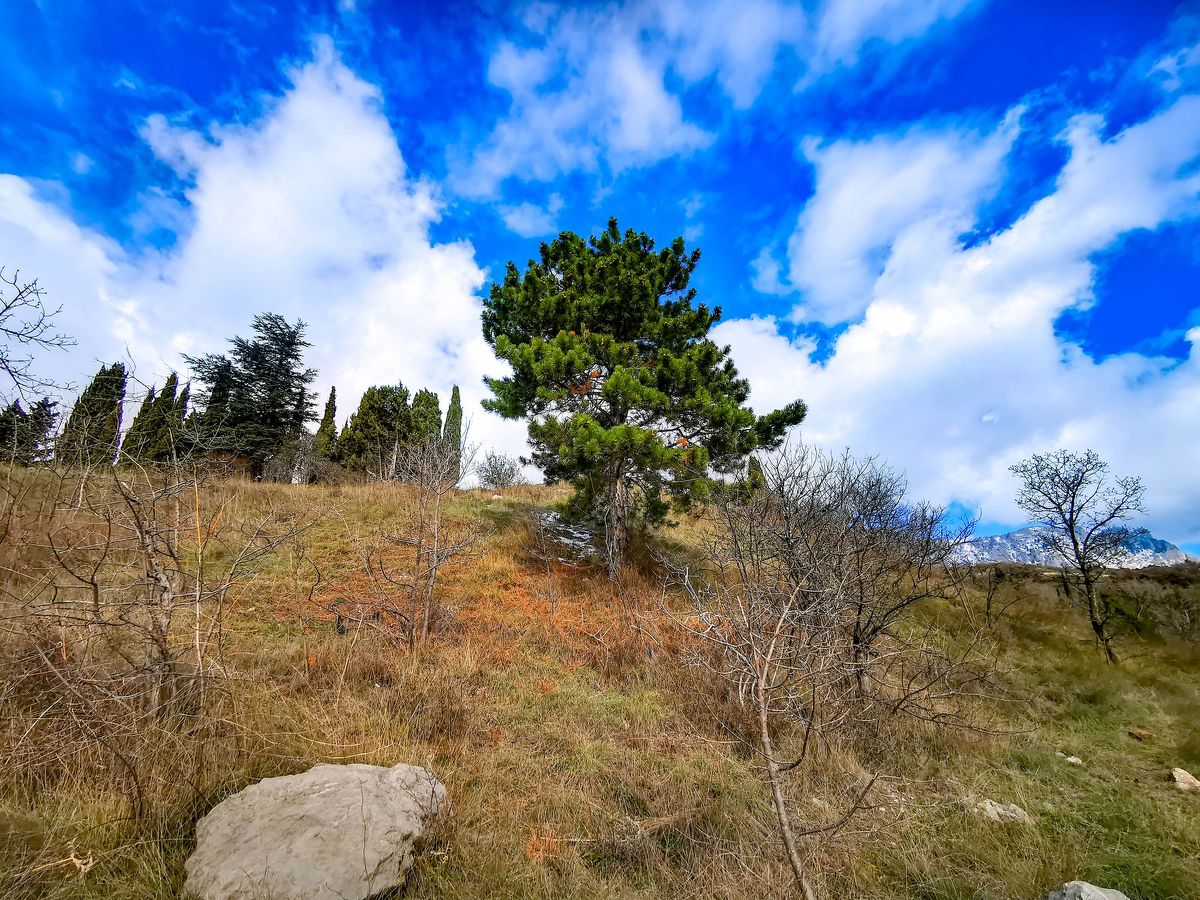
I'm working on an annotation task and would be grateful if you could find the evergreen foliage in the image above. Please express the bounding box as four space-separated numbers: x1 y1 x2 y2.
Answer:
337 384 411 478
57 362 126 467
121 384 159 461
0 397 58 464
443 384 463 478
482 219 806 573
185 314 316 475
410 388 443 444
122 373 188 464
314 387 337 460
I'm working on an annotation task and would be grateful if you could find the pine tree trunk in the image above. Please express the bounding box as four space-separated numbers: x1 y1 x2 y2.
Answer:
605 470 630 581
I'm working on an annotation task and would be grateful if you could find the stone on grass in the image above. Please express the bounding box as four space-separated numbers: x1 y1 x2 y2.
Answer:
1056 751 1084 766
1044 881 1131 900
184 762 447 900
1171 767 1199 791
974 798 1034 824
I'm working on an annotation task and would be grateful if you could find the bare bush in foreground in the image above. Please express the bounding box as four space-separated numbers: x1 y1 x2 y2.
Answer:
0 440 314 815
666 444 983 897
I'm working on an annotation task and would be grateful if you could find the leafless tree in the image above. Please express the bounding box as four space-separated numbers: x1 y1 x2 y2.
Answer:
664 443 980 897
972 566 1023 629
389 428 483 645
0 267 75 402
1010 449 1146 662
0 417 314 814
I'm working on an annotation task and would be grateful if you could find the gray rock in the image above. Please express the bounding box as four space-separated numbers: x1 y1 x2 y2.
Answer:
974 798 1034 824
1044 881 1131 900
1172 767 1199 791
184 762 448 900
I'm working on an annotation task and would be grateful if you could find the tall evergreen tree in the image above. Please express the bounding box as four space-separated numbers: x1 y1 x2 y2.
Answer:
482 219 806 575
314 387 337 460
185 314 317 475
146 374 187 463
410 388 442 444
337 384 410 478
194 358 233 449
58 362 126 467
443 384 463 477
0 397 57 464
121 384 159 461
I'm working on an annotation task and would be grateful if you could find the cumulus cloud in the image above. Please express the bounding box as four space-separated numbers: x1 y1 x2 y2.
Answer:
717 95 1200 542
499 193 564 238
0 37 527 459
455 0 977 201
777 109 1019 323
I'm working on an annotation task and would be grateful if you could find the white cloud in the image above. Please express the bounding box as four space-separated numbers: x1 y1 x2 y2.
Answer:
811 0 975 71
776 109 1019 323
455 0 976 198
717 95 1200 543
453 8 714 199
0 38 527 460
499 193 564 237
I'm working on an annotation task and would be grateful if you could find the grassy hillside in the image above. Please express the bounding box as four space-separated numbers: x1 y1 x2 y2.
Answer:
1 477 1198 899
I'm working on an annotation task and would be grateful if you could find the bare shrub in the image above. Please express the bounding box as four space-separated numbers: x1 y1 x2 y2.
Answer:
665 443 983 897
0 434 315 816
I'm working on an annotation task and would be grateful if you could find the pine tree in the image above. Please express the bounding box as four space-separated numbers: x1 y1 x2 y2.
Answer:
410 388 442 444
443 384 463 477
337 384 410 478
58 362 127 467
314 387 337 460
482 219 806 576
185 314 317 476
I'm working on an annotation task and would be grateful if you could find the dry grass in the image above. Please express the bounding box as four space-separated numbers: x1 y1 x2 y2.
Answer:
0 473 1197 899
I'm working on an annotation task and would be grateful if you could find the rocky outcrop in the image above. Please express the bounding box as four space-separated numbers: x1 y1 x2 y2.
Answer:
184 762 447 900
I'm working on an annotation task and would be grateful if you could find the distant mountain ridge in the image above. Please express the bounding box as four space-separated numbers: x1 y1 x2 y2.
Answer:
953 526 1195 569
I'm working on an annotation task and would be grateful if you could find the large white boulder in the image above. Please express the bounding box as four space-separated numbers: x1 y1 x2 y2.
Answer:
184 763 448 900
1045 882 1132 900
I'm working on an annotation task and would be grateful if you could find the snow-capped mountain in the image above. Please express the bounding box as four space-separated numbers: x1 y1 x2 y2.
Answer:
952 526 1195 569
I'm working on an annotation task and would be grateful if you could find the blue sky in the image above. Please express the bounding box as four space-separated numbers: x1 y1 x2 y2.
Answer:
1 0 1198 549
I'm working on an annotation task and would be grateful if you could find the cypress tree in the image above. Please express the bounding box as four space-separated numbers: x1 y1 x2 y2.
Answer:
58 362 127 467
0 398 55 464
146 374 186 463
410 388 442 444
337 384 410 478
121 384 158 461
195 358 233 449
314 387 337 459
443 385 463 476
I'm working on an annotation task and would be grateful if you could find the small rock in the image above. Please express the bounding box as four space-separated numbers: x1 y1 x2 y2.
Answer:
1044 881 1131 900
1171 767 1199 791
1127 728 1153 742
974 798 1034 824
491 494 503 500
1056 751 1084 766
184 762 448 900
